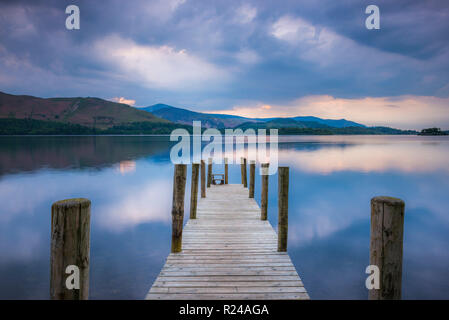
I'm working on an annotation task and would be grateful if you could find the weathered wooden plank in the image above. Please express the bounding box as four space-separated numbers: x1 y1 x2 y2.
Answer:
154 276 303 283
149 286 307 294
146 292 310 300
165 263 294 268
152 281 304 288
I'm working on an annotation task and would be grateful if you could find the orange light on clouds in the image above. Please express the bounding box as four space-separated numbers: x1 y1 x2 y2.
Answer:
208 95 449 130
117 160 136 174
110 97 136 106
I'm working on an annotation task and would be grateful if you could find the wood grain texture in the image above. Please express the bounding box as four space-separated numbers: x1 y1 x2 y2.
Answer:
50 198 91 300
369 196 405 300
240 157 245 185
147 184 308 300
249 161 255 198
207 158 212 188
243 158 248 188
201 160 206 198
278 167 289 252
261 163 269 221
190 164 199 219
224 157 228 184
171 164 187 253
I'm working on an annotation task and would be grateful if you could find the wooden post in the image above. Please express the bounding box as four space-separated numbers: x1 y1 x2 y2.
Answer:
190 163 199 219
243 158 248 188
171 164 187 253
278 167 289 252
369 196 405 300
249 160 255 198
261 163 269 220
207 158 212 188
240 157 244 184
50 198 91 300
201 160 206 198
224 157 228 184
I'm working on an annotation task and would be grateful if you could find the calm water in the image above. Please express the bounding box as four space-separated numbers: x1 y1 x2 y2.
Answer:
0 135 448 299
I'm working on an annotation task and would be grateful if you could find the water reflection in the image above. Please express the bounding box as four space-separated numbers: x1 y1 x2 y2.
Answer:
117 161 136 174
280 141 449 173
0 136 173 176
0 135 448 299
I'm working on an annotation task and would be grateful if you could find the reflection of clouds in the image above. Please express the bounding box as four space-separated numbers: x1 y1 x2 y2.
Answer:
0 174 61 223
116 160 136 174
0 161 174 265
0 228 42 262
288 198 364 246
287 169 449 248
280 142 449 174
95 181 172 232
0 160 173 230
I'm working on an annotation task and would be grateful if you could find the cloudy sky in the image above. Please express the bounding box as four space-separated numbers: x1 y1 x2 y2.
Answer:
0 0 448 129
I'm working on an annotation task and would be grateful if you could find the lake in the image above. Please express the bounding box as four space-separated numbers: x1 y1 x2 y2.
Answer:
0 135 448 299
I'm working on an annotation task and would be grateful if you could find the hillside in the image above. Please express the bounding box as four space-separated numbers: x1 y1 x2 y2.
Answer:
235 123 416 135
0 92 417 135
236 118 331 129
140 103 366 129
0 91 169 129
140 104 258 128
290 116 364 128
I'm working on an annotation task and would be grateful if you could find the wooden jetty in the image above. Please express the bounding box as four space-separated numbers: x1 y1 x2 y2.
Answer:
146 182 309 300
48 159 406 300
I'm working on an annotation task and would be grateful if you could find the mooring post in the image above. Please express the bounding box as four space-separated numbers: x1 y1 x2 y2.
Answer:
201 160 206 198
243 158 248 188
369 196 405 300
50 198 91 300
224 157 228 184
261 163 269 220
240 157 245 184
207 158 212 188
249 160 255 198
190 163 199 219
278 167 289 252
171 164 187 253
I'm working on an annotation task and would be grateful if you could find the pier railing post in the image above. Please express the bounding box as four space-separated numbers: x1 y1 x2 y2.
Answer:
278 167 289 252
369 196 405 300
261 163 269 220
240 157 245 185
224 157 228 184
201 160 206 198
207 158 212 188
190 163 199 219
171 164 187 253
249 160 255 198
50 198 91 300
243 158 248 188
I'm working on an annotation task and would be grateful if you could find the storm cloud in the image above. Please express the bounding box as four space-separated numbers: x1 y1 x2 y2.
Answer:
0 0 448 128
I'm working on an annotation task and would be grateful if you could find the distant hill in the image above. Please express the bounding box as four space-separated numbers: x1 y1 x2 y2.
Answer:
140 103 366 129
235 118 331 129
139 104 258 128
291 116 364 128
0 92 417 135
418 128 449 136
0 91 169 129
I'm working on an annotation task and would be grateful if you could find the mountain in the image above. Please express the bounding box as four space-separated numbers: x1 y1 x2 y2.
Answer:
0 91 168 129
291 116 364 128
141 103 366 129
235 118 331 129
0 92 414 135
235 122 416 135
139 104 258 128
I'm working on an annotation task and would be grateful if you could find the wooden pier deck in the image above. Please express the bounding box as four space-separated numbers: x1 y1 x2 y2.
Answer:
146 184 309 300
